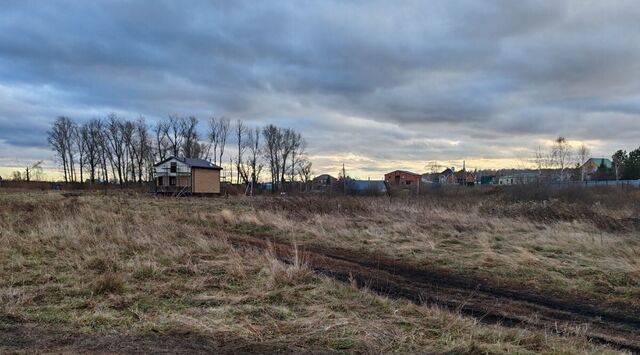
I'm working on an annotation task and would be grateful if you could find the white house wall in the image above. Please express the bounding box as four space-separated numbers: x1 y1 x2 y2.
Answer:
153 158 191 177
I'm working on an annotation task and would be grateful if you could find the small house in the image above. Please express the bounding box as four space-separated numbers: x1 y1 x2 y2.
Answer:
312 174 337 190
153 156 223 195
580 158 613 180
498 172 539 185
384 170 421 185
455 170 476 186
439 168 456 185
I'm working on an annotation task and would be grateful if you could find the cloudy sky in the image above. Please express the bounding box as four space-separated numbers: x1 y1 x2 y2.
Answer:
1 0 639 179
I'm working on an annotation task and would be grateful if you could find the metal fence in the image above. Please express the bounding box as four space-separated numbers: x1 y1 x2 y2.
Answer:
548 180 640 188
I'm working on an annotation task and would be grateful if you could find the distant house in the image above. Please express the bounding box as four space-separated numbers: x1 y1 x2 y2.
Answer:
384 170 421 185
498 172 540 185
312 174 337 190
439 168 457 185
479 175 497 185
421 173 439 184
580 158 613 180
455 170 476 186
153 156 223 195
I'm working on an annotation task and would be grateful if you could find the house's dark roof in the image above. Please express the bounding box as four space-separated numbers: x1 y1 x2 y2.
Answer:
154 156 222 170
440 168 454 175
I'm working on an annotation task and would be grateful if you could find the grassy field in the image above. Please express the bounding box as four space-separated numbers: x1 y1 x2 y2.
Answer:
1 188 638 353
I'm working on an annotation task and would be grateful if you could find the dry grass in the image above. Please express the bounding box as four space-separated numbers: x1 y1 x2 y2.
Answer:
0 190 630 353
247 193 640 309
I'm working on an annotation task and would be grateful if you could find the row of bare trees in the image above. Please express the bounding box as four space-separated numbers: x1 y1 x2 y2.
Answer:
47 115 311 189
48 115 154 185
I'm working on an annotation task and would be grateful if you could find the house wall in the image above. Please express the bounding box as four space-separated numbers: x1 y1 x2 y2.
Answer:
154 159 190 178
384 171 421 185
192 168 220 194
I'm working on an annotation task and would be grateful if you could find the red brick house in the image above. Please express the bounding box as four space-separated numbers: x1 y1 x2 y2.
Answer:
384 170 421 185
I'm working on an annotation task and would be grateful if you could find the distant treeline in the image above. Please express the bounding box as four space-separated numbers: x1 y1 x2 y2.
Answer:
45 115 311 189
531 137 640 181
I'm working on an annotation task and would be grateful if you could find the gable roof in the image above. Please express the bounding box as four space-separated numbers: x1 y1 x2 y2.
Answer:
154 156 222 170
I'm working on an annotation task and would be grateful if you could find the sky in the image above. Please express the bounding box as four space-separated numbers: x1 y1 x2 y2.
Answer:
1 0 639 180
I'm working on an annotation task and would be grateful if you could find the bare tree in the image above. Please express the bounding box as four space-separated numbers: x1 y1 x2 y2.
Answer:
289 136 307 182
577 143 590 181
104 114 127 185
165 115 186 157
23 161 43 182
245 126 262 195
551 136 573 181
235 119 247 184
217 117 230 166
154 120 170 162
98 124 110 183
262 124 282 191
71 124 86 183
298 159 312 190
134 118 152 182
181 116 203 158
48 116 75 182
534 145 550 174
122 120 136 183
206 116 230 167
279 128 301 187
81 119 103 184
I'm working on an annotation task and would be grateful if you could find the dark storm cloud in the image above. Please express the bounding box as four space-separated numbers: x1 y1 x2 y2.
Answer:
0 0 639 174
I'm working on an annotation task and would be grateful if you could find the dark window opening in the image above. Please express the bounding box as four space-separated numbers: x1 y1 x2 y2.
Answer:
169 177 177 186
406 181 411 185
170 162 177 173
158 176 164 186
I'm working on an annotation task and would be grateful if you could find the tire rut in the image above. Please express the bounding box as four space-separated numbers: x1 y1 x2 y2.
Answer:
223 233 640 353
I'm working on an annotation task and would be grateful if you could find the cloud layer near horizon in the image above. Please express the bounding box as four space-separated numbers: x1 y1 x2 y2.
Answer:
1 0 639 177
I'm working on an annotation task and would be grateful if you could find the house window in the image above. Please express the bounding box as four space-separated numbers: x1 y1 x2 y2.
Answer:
406 181 411 185
169 177 177 186
158 176 164 186
170 162 177 173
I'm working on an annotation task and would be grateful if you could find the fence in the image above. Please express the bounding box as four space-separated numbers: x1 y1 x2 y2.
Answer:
548 180 640 189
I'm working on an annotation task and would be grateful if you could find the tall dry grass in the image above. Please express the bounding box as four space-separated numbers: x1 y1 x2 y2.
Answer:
0 191 627 354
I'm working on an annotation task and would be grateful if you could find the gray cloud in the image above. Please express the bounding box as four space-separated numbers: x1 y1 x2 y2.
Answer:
0 0 639 176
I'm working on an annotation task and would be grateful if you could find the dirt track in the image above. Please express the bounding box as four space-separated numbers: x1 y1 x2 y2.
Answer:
224 232 640 353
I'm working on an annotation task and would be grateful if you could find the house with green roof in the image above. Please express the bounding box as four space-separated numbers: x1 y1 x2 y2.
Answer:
580 158 613 180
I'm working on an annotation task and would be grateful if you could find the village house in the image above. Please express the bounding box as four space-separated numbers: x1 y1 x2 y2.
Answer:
455 170 476 186
311 174 337 191
153 156 222 195
384 170 421 185
498 172 540 185
421 172 439 184
438 168 456 185
580 158 613 180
